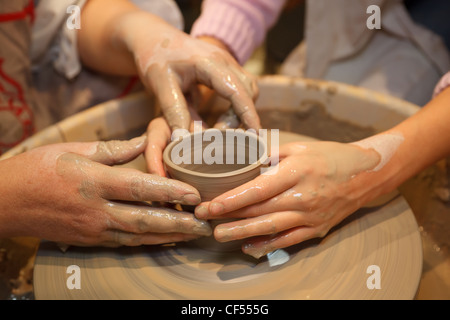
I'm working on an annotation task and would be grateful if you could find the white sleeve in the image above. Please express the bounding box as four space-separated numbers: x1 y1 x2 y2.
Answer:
31 0 87 79
31 0 183 80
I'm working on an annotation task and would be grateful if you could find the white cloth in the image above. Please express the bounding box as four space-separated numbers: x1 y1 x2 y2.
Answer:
29 0 184 131
280 0 450 106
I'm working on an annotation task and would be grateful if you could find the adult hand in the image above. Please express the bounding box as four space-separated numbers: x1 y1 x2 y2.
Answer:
194 140 383 258
117 12 260 134
0 136 211 246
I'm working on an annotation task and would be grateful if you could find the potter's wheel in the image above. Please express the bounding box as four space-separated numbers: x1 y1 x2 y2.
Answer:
33 132 423 299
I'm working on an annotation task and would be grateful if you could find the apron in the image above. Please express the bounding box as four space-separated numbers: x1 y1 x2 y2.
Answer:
0 0 184 155
280 0 450 106
0 0 37 155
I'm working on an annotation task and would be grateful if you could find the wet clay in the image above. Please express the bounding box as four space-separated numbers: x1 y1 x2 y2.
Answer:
257 102 377 143
352 132 404 172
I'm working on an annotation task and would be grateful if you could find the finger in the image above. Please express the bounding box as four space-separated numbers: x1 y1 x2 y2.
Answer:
147 66 191 132
213 211 306 242
104 231 203 246
106 201 212 236
93 165 202 205
68 232 202 247
228 64 259 101
146 118 171 177
242 226 322 259
205 187 307 220
88 136 148 165
194 164 298 218
51 136 148 166
196 59 261 130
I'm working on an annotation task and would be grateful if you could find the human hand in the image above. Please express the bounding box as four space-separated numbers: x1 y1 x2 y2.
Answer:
0 136 212 246
145 116 210 178
194 140 383 258
117 13 260 134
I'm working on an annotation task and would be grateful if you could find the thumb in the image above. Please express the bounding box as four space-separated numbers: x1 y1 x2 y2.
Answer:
86 135 148 166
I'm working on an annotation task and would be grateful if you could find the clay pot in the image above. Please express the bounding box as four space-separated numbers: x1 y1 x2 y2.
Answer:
163 128 269 252
163 129 268 202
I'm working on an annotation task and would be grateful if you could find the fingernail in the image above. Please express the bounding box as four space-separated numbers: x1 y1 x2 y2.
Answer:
181 194 201 205
210 202 225 215
195 205 209 218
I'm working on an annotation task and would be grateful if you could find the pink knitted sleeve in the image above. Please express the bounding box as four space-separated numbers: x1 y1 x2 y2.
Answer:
433 71 450 98
190 0 286 64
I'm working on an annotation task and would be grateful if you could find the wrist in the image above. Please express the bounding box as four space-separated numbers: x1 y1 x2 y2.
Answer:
114 11 174 55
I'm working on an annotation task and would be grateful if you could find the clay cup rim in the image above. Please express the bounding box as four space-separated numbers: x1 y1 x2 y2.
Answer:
163 129 268 179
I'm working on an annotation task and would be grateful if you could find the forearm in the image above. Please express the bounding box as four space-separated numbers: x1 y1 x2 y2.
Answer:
354 87 450 201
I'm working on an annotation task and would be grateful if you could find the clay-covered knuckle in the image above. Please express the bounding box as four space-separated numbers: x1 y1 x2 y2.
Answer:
195 57 226 90
164 179 200 204
128 174 171 202
137 208 191 234
126 175 147 201
164 207 212 236
173 215 212 236
230 66 257 99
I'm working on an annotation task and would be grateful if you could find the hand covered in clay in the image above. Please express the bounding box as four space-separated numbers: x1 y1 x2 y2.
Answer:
116 12 260 133
145 116 209 177
194 140 384 259
0 136 211 246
